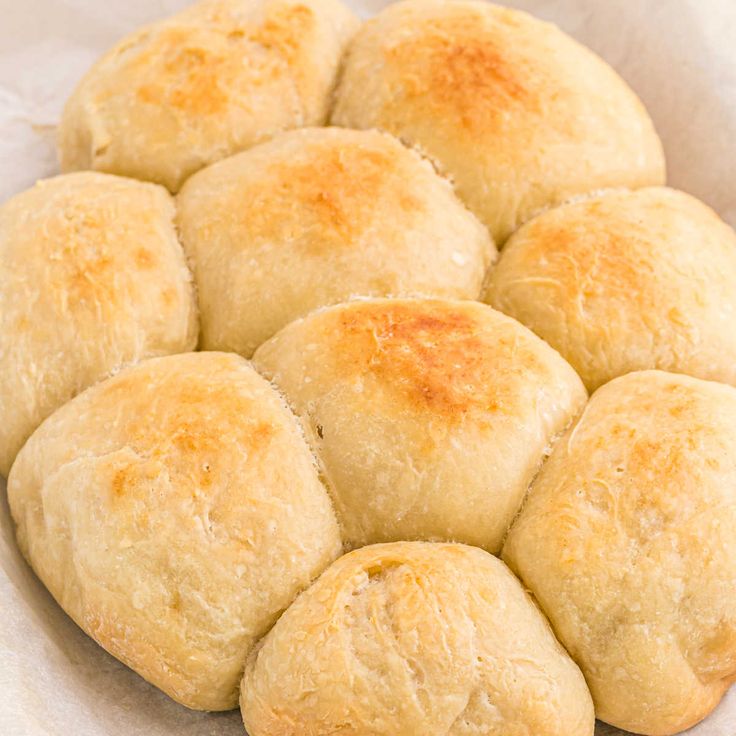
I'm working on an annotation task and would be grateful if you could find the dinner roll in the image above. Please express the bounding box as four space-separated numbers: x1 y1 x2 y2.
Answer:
0 172 197 478
177 127 495 357
503 370 736 735
59 0 359 192
331 0 665 243
252 298 586 552
241 542 595 736
485 187 736 391
8 352 341 711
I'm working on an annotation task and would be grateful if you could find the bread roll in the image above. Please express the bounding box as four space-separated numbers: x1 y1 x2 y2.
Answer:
331 0 665 243
8 352 342 711
252 298 586 552
503 370 736 735
177 127 495 357
241 541 595 736
59 0 359 192
486 187 736 392
0 172 197 478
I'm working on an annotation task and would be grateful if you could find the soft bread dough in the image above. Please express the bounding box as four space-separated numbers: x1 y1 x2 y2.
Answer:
485 187 736 391
0 172 197 478
252 298 586 552
503 370 736 735
331 0 665 243
240 541 595 736
59 0 359 191
177 127 495 357
8 352 342 711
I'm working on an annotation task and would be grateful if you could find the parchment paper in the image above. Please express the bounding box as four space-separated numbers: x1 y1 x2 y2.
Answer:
1 1 735 734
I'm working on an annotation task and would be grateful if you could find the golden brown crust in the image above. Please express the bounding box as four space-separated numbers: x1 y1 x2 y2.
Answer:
177 128 494 356
503 370 736 735
0 172 198 477
232 136 423 246
332 0 665 242
59 0 359 191
385 8 533 129
327 300 547 419
240 542 595 736
485 187 736 391
8 352 342 710
253 298 586 552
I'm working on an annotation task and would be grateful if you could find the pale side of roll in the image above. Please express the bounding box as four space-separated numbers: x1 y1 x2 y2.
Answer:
59 0 359 191
177 127 495 357
0 172 198 478
252 298 587 553
503 370 736 735
485 187 736 391
332 0 665 243
8 352 342 711
241 541 595 736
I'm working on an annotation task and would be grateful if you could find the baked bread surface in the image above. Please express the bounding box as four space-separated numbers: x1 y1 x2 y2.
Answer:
177 127 495 357
332 0 665 242
253 298 587 553
241 541 595 735
486 187 736 391
503 370 736 735
59 0 360 191
0 172 198 477
8 351 342 710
